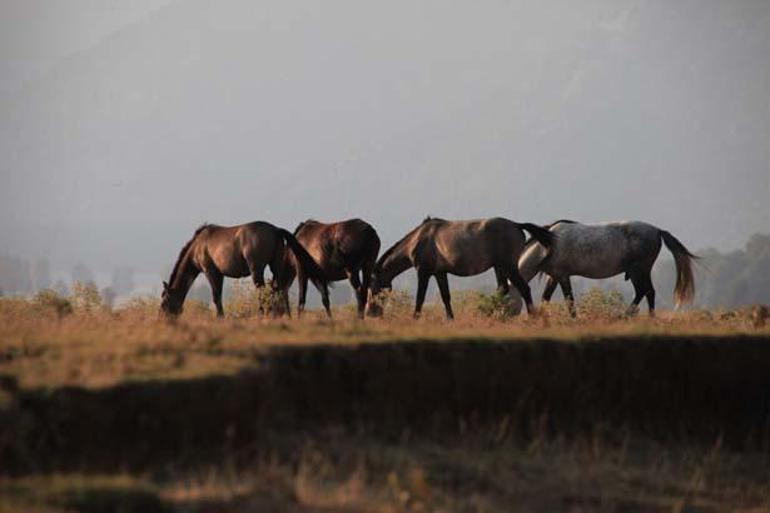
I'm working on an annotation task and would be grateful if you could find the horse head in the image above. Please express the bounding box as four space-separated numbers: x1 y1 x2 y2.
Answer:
159 281 184 317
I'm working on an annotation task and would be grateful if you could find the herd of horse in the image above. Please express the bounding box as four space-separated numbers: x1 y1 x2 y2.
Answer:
160 217 697 320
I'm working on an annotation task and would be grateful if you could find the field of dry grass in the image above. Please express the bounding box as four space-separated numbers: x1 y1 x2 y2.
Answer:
1 286 767 390
1 287 770 512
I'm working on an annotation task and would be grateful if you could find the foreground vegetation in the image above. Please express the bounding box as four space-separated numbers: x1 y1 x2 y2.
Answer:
4 436 770 513
1 287 769 512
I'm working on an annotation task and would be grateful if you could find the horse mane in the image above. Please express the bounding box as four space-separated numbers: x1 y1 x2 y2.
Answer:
547 219 577 228
294 218 320 235
376 220 428 269
422 215 446 224
168 224 209 286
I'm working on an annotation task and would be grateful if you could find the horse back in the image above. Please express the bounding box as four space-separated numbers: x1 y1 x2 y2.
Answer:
201 222 281 277
296 218 380 272
549 221 662 277
418 218 524 274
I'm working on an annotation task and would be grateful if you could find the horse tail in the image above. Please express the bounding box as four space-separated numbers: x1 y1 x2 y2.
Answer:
660 230 697 307
278 229 328 291
518 223 556 248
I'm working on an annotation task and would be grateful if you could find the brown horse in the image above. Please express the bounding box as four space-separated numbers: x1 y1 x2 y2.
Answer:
160 222 329 318
371 217 555 319
282 218 381 318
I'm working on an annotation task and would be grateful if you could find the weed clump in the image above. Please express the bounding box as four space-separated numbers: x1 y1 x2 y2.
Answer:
578 288 627 320
71 282 103 313
365 289 413 319
32 289 74 318
226 279 287 318
475 291 521 321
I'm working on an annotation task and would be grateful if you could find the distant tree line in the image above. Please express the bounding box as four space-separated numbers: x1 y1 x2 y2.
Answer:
691 233 770 308
0 258 134 307
0 257 51 296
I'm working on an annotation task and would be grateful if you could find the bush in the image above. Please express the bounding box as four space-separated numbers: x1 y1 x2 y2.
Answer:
366 289 413 319
475 291 521 321
32 289 74 318
578 287 627 320
71 282 103 312
226 279 287 318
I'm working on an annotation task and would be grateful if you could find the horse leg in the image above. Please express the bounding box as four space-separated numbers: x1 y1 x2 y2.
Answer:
542 275 558 303
509 268 536 315
626 271 649 317
320 283 332 318
360 260 374 317
559 277 576 318
205 270 225 318
347 268 365 319
628 270 655 317
494 266 510 295
297 275 308 318
435 272 454 320
413 269 431 319
281 288 291 318
646 276 656 316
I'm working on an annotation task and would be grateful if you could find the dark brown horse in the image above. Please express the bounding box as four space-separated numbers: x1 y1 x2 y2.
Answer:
371 217 555 319
282 218 381 318
160 222 329 318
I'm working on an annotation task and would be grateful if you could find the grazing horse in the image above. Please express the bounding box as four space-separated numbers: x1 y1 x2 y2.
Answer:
517 220 697 317
371 217 555 319
282 218 381 318
160 222 329 318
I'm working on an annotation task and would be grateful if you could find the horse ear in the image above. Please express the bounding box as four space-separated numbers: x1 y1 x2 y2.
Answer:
162 281 169 290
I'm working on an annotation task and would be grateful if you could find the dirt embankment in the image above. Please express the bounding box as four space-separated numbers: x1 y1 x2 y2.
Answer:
3 335 770 474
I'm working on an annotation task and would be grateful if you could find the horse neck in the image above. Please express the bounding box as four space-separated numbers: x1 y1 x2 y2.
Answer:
170 249 200 297
380 242 413 282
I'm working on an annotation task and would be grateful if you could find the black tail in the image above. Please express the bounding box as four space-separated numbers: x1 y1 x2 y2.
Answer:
518 223 556 248
660 230 698 307
278 229 328 292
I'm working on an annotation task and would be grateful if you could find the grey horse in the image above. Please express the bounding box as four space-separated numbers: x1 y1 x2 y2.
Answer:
518 220 697 316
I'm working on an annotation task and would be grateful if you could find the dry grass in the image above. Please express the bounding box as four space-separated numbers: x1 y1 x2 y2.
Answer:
0 289 766 390
3 436 770 512
2 291 770 512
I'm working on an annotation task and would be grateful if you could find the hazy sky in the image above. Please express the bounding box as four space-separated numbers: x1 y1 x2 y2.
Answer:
1 0 768 274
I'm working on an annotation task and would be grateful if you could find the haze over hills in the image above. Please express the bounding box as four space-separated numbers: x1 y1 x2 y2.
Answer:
1 0 768 276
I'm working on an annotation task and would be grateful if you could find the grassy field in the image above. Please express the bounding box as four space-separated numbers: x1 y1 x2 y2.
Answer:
1 288 770 512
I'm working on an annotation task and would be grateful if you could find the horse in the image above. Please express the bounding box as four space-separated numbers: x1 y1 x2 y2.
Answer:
281 218 381 318
371 217 556 319
160 222 329 318
517 220 697 317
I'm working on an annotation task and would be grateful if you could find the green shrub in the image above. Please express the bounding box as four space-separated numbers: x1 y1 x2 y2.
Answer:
476 291 521 321
32 289 74 318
